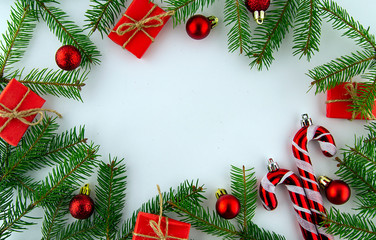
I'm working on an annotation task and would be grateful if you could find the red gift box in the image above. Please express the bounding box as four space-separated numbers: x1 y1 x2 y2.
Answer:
108 0 173 59
132 212 190 240
326 82 376 120
0 79 46 146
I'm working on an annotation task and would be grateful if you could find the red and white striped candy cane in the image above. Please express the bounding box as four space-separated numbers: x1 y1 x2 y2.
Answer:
259 159 320 240
292 114 336 239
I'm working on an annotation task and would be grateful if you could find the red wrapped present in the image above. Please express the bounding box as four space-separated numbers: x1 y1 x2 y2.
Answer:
0 79 46 146
326 82 376 120
108 0 174 59
132 212 190 240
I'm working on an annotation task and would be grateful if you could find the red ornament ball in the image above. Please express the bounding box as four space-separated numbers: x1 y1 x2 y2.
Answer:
186 15 212 40
245 0 270 12
216 194 241 219
325 180 351 205
69 194 95 219
55 45 82 71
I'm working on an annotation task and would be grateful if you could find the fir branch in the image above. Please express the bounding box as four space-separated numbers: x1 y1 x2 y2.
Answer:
95 158 127 239
168 201 239 239
349 72 376 119
0 145 99 237
0 185 13 220
335 122 376 218
34 146 99 205
231 165 257 232
0 1 37 78
0 193 38 239
41 197 69 240
244 222 286 240
85 0 127 37
321 0 376 53
0 117 58 184
292 0 322 60
34 0 101 68
2 68 88 101
249 0 299 70
57 218 98 240
117 180 205 240
308 50 375 92
224 0 252 54
324 208 376 240
166 0 216 26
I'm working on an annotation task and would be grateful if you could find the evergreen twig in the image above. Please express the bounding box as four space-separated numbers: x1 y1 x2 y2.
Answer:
292 0 322 60
0 1 37 78
33 0 101 68
85 0 127 37
1 68 88 101
95 158 127 239
249 0 299 70
166 0 216 26
224 0 252 54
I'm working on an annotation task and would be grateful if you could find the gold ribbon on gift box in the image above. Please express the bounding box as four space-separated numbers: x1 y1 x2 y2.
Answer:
132 185 188 240
112 5 175 48
325 81 376 120
0 88 62 133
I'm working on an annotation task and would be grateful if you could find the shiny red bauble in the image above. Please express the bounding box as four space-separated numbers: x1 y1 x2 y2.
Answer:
55 45 82 71
215 193 241 219
245 0 270 12
186 15 212 40
324 180 351 205
69 194 95 219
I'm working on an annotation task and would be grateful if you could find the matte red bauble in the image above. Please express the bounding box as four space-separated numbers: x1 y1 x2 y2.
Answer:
55 45 82 71
69 184 94 219
186 15 218 40
319 176 351 205
215 189 241 219
245 0 270 24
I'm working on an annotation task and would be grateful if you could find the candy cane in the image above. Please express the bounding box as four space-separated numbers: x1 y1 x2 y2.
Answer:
292 114 336 240
259 159 320 240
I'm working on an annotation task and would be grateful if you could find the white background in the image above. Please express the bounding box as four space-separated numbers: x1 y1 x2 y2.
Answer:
1 0 375 239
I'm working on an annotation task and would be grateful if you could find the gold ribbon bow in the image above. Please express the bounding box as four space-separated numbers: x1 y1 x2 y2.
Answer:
326 81 376 120
132 185 188 240
113 6 175 48
0 88 62 133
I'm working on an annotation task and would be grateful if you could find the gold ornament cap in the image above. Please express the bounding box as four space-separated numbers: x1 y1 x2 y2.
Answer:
79 184 91 196
208 16 218 29
318 176 332 189
215 189 228 199
267 158 280 172
301 113 313 127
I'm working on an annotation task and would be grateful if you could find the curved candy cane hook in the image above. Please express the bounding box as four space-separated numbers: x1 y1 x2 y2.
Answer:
292 114 336 239
259 159 321 240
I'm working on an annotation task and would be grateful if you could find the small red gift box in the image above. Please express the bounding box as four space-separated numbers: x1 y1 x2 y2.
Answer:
132 212 190 240
0 79 46 146
108 0 172 59
326 82 376 120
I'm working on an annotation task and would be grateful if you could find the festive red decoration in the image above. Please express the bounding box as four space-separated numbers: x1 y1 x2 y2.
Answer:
215 189 240 219
132 212 191 240
55 45 81 71
108 0 172 58
326 82 376 120
292 114 336 226
259 159 326 240
245 0 270 24
0 79 45 146
319 176 351 205
69 184 94 219
185 15 217 40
